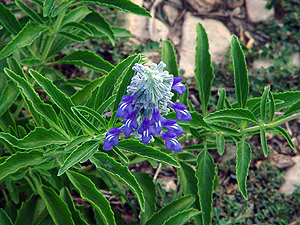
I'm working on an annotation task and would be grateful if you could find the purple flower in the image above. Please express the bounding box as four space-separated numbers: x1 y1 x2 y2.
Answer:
163 119 185 136
169 102 192 122
103 127 123 150
138 117 156 145
116 95 135 118
149 108 166 134
123 109 139 137
161 132 182 152
172 77 186 95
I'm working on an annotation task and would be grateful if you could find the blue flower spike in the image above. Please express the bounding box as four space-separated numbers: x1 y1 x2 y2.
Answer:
102 61 191 152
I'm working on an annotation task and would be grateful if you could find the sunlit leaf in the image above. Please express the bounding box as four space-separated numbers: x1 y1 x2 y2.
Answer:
195 23 214 115
0 21 45 59
67 171 116 225
231 35 249 108
145 195 195 225
236 140 251 200
90 152 145 211
38 185 75 225
195 149 216 225
117 139 180 168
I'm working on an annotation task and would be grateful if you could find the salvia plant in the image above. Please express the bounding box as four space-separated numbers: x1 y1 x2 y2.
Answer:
0 1 299 225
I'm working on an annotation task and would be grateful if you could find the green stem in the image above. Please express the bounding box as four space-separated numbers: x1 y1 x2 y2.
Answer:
41 7 67 61
242 112 300 134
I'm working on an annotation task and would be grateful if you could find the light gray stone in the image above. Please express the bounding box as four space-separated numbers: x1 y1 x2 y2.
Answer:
291 53 300 68
150 19 169 42
246 0 274 23
163 4 179 25
179 13 231 77
122 0 169 42
252 59 274 69
280 156 300 195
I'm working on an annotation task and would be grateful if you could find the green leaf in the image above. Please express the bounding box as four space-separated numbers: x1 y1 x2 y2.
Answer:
145 195 195 225
58 140 100 176
195 149 217 225
236 140 251 200
113 54 140 111
51 1 69 17
216 133 225 155
65 135 91 151
79 0 151 17
98 54 139 104
83 10 115 45
20 58 43 67
0 3 22 35
195 23 214 115
96 93 116 114
282 98 300 118
204 108 258 124
260 126 268 157
29 69 79 124
37 185 75 225
271 127 294 149
7 56 26 78
60 188 89 225
163 209 202 225
62 22 93 35
134 173 156 225
58 31 85 42
177 162 202 224
162 40 178 77
71 76 105 106
72 106 106 129
0 21 46 59
0 81 19 117
71 107 99 134
217 88 226 111
5 68 62 129
43 0 55 17
0 127 69 149
162 40 179 101
15 0 44 24
117 139 180 168
231 35 249 108
260 86 270 123
66 171 116 225
14 195 45 225
61 6 91 26
209 124 241 136
268 91 275 122
90 152 145 211
0 209 13 225
5 178 19 204
182 111 209 128
0 150 45 181
49 50 113 73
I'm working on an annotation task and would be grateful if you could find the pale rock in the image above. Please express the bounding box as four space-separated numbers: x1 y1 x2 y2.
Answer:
204 0 222 4
179 13 231 77
163 4 179 25
280 156 300 195
246 0 274 23
150 19 169 42
291 52 300 68
252 59 273 69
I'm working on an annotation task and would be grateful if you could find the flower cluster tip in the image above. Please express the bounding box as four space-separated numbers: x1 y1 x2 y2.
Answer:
103 61 191 152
